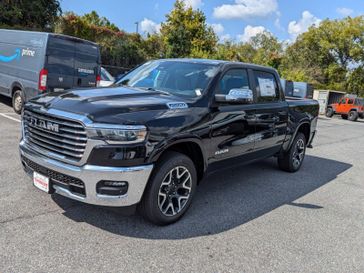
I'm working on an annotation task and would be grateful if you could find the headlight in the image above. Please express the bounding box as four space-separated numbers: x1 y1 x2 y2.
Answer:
87 124 147 144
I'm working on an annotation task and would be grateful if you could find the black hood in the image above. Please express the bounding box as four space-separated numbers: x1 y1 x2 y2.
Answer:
28 86 191 124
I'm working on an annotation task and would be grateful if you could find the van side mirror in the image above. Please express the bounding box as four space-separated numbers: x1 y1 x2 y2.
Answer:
215 89 254 104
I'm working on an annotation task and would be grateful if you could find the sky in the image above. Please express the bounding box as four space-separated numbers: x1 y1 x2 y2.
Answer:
60 0 364 42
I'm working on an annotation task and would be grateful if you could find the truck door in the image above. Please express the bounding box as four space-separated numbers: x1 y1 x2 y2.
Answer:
209 68 256 164
252 70 288 153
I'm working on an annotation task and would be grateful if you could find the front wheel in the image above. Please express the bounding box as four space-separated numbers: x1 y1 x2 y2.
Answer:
278 132 306 173
12 90 24 114
348 111 358 121
139 151 197 225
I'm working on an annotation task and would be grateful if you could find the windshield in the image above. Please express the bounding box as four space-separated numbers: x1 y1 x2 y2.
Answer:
101 67 115 82
115 60 220 98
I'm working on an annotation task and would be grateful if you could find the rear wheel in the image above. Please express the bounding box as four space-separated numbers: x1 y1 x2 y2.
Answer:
139 151 197 225
326 108 334 118
341 114 348 120
12 89 24 114
278 132 306 173
348 111 358 121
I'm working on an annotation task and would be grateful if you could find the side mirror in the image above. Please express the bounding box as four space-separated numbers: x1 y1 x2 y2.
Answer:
215 89 254 104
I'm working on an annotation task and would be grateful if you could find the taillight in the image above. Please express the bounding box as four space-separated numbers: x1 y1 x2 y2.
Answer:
38 68 48 91
96 74 101 87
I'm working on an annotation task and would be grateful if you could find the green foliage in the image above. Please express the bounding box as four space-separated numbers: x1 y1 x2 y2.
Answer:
160 0 218 58
281 16 364 96
0 0 61 31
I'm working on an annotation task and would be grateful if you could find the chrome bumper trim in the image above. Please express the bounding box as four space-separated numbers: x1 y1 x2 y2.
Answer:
20 140 153 207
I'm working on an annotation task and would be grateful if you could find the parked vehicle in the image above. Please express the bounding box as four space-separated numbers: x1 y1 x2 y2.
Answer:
313 90 346 115
293 82 314 99
0 29 101 114
99 67 115 87
326 97 364 121
19 59 319 225
280 79 294 97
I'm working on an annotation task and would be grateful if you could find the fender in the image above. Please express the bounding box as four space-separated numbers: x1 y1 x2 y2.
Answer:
148 135 208 171
284 120 311 152
10 81 24 95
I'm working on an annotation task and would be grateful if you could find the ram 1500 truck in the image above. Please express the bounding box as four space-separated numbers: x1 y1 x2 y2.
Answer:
20 59 319 225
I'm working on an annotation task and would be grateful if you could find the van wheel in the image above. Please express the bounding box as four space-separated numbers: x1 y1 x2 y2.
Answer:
348 111 358 121
12 90 24 114
326 108 334 118
278 132 306 173
139 151 197 225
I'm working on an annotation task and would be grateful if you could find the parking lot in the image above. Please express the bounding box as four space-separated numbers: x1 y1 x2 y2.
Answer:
0 96 363 273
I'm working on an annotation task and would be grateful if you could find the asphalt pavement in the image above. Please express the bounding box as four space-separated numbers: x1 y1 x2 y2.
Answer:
0 95 363 273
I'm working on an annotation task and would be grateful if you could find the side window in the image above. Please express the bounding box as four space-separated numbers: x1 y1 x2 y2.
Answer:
254 71 280 103
340 99 346 104
348 99 354 104
217 69 250 95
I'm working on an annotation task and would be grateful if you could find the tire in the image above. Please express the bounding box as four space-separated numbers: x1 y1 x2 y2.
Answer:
341 114 348 120
348 111 358 122
139 151 197 225
326 108 334 118
12 89 24 114
278 132 306 173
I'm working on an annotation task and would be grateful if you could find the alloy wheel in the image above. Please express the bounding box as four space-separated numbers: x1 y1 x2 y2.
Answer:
158 166 192 217
292 139 305 169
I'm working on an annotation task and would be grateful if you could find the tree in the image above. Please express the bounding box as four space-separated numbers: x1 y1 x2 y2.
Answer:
281 16 364 95
160 0 218 58
0 0 61 31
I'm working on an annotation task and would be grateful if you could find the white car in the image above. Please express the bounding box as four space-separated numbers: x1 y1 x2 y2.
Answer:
98 67 115 87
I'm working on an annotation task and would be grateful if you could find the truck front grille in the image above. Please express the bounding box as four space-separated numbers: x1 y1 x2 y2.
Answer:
23 110 87 162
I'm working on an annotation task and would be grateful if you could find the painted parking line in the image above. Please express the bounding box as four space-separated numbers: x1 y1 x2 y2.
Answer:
0 113 21 123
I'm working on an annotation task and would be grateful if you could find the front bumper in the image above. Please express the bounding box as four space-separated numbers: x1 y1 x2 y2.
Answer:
19 140 153 207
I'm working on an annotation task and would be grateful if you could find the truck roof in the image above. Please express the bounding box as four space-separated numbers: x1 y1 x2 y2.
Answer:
159 58 278 72
0 29 98 47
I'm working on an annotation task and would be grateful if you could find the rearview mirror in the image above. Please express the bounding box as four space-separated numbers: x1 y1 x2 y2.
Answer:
215 89 254 104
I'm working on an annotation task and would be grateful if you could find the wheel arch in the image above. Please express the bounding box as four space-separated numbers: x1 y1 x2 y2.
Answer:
10 81 24 95
149 138 207 182
288 121 311 150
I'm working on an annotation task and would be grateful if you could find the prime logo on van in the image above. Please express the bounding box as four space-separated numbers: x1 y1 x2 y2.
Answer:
21 48 36 57
0 48 35 63
30 117 59 133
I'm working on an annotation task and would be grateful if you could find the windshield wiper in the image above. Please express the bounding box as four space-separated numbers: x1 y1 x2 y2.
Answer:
141 87 170 96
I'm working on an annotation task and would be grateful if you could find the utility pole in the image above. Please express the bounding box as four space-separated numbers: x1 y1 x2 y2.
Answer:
135 22 139 34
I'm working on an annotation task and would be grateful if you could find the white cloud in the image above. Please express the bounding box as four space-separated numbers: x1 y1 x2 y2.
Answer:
237 25 266 42
210 23 224 34
221 34 232 41
288 11 321 40
213 0 278 20
336 7 354 17
140 18 161 34
183 0 203 9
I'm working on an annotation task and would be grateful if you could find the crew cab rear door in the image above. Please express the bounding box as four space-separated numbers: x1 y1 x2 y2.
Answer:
252 70 288 153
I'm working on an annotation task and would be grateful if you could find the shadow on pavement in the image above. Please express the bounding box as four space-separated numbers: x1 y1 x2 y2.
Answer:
53 155 351 239
0 95 13 108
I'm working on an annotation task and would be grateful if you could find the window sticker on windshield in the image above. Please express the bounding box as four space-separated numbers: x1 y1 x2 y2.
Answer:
258 78 276 97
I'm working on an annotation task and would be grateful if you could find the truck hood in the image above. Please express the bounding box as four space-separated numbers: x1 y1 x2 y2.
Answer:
27 86 192 124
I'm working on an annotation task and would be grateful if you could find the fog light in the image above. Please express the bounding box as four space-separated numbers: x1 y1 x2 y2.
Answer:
96 181 129 196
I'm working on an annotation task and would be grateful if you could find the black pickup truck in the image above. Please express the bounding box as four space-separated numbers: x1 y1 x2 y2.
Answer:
20 59 319 225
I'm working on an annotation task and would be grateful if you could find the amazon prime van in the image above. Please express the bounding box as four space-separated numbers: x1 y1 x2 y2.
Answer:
0 29 101 113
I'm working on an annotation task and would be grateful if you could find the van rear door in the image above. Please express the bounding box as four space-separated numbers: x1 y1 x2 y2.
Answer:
73 41 100 88
45 35 100 92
